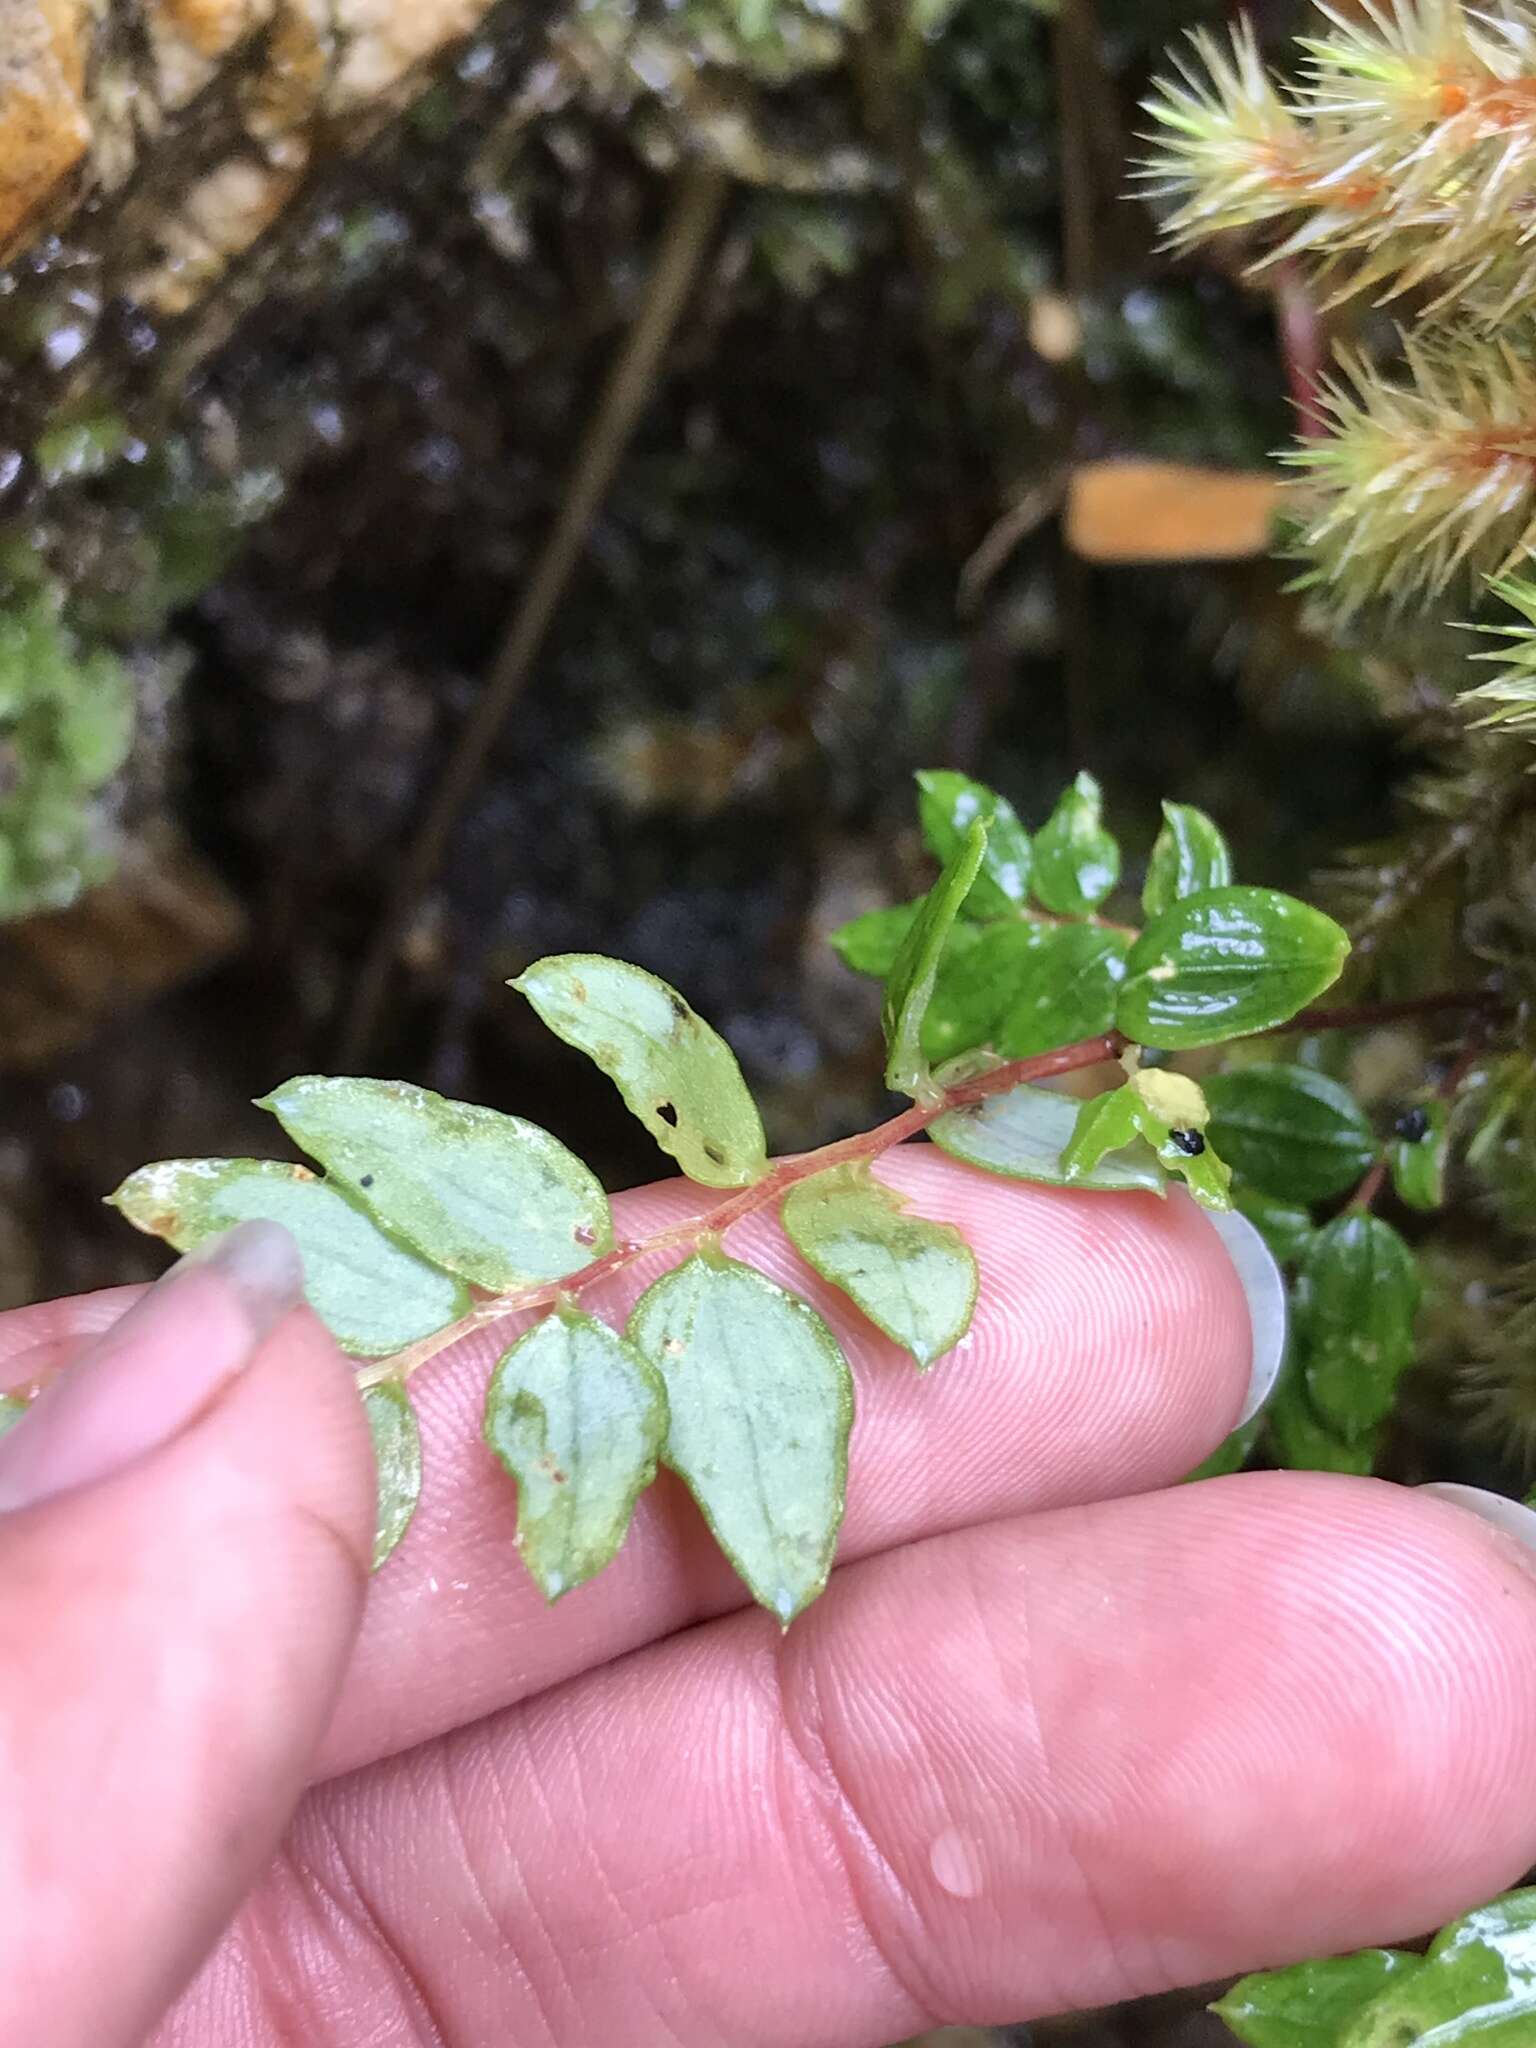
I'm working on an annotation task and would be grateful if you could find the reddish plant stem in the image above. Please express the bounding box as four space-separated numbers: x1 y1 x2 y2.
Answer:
358 987 1502 1391
1257 989 1503 1038
1349 1158 1389 1215
357 1031 1126 1389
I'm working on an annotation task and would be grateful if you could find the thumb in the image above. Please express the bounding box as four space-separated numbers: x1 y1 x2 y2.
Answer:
0 1222 375 2048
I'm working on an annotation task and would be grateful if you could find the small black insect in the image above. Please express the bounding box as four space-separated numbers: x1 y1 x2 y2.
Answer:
1394 1107 1430 1144
359 1173 375 1188
1169 1128 1206 1157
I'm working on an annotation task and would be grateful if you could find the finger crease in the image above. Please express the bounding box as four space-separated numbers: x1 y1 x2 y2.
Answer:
770 1627 943 2032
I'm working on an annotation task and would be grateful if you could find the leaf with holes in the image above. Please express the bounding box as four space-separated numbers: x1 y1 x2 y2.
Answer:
512 955 767 1188
628 1253 853 1623
915 768 1032 919
882 817 988 1095
484 1303 668 1602
259 1076 612 1291
107 1158 469 1355
1203 1064 1376 1204
1143 800 1233 920
364 1381 422 1570
781 1163 977 1370
1117 888 1350 1050
931 1081 1166 1194
1213 1948 1420 2047
1032 771 1120 915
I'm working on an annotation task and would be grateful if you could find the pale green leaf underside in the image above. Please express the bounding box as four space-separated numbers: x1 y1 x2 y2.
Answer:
484 1307 667 1602
929 1083 1166 1194
628 1254 853 1624
1214 1948 1418 2047
363 1381 423 1570
512 955 767 1189
259 1075 613 1291
1339 1890 1536 2047
107 1158 468 1355
781 1164 978 1370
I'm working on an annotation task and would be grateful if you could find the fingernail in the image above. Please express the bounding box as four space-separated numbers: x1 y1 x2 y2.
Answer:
0 1221 304 1513
1418 1484 1536 1559
1205 1208 1288 1427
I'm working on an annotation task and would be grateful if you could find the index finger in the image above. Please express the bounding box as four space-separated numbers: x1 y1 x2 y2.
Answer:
0 1148 1260 1778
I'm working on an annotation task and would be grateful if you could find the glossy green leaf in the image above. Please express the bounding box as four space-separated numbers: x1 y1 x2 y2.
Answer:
1143 800 1233 921
915 768 1032 919
1297 1214 1419 1438
0 1395 28 1439
363 1381 422 1570
1267 1367 1379 1476
1186 1412 1262 1482
1032 771 1120 916
1234 1185 1316 1266
829 900 920 978
628 1253 853 1623
1389 1099 1449 1212
1203 1063 1377 1204
1340 1890 1536 2048
781 1163 978 1370
883 818 989 1095
918 922 1015 1064
108 1158 469 1356
993 926 1127 1058
484 1304 668 1602
1214 1948 1419 2047
1117 888 1351 1051
259 1075 613 1292
931 1082 1166 1194
919 923 1124 1066
512 955 768 1188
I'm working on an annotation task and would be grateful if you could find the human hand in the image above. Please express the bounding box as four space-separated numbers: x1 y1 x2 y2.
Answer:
3 1154 1535 2047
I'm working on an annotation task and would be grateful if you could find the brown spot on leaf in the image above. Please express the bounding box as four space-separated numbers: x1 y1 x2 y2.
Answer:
574 1223 597 1247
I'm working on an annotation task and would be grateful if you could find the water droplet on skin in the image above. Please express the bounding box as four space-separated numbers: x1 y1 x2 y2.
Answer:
928 1828 984 1899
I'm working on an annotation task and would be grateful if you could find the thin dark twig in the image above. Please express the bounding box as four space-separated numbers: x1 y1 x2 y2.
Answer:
339 161 730 1066
1270 990 1505 1038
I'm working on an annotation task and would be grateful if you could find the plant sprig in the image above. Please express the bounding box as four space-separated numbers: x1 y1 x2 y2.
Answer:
95 769 1485 1627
